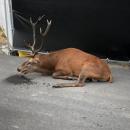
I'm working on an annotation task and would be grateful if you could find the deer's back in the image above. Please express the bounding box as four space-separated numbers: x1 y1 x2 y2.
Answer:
50 48 111 76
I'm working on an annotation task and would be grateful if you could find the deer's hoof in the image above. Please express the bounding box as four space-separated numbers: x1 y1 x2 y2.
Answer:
52 84 63 88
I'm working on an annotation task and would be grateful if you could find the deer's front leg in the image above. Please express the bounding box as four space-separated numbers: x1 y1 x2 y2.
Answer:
35 67 52 75
52 71 77 80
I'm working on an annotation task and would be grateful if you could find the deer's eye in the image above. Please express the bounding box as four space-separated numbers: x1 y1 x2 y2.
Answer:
26 62 31 66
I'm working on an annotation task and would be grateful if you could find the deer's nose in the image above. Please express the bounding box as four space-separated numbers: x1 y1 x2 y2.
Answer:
17 68 21 72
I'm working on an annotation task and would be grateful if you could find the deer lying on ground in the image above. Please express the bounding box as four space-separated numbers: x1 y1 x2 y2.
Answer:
17 16 112 88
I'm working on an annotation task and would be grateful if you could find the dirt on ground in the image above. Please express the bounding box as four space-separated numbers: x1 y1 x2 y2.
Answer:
4 74 34 85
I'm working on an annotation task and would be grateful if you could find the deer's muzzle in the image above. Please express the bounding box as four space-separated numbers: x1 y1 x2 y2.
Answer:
17 67 21 72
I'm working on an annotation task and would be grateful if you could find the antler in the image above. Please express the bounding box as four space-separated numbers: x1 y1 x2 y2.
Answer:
27 15 45 54
40 20 52 37
33 19 52 53
14 12 51 56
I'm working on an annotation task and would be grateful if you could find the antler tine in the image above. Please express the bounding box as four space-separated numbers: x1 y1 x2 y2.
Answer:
24 41 34 54
38 15 45 22
29 17 33 25
40 20 52 37
34 40 44 54
28 17 36 54
30 15 45 25
27 43 34 53
33 20 52 54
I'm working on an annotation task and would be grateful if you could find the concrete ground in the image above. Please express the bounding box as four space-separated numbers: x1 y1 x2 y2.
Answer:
0 54 130 130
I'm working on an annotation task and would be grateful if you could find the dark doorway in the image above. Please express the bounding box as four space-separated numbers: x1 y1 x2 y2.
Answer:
12 0 130 60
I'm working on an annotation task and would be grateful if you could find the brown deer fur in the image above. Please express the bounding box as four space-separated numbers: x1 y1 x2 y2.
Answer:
17 48 112 88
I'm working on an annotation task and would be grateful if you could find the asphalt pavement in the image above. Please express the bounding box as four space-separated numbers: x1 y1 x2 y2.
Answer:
0 55 130 130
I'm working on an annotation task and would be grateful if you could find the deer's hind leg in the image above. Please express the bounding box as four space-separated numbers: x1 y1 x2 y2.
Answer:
52 71 86 88
52 67 87 88
52 64 101 88
69 67 101 87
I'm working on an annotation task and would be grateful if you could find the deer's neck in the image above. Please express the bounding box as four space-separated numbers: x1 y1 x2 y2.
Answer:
37 53 59 70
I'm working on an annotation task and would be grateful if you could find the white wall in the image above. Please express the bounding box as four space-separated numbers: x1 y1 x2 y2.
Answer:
0 0 6 33
0 0 13 49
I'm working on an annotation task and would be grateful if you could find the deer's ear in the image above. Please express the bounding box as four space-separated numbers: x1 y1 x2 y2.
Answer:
33 58 40 64
25 54 34 58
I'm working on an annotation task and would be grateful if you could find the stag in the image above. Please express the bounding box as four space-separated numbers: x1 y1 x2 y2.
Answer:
17 16 112 88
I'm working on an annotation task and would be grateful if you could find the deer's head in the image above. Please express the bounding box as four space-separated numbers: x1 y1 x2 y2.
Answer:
17 15 51 74
17 56 41 74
